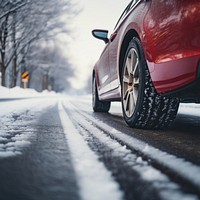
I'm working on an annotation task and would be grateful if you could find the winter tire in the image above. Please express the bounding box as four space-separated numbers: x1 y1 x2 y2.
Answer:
121 37 180 129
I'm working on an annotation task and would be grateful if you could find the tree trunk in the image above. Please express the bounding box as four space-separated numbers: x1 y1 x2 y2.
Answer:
12 12 17 87
1 61 6 87
0 15 9 87
42 73 48 90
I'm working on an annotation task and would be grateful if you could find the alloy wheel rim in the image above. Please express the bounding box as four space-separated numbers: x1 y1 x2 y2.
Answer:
122 48 139 117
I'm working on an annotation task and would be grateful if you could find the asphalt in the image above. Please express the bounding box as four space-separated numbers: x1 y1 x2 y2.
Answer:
0 105 80 200
0 97 200 200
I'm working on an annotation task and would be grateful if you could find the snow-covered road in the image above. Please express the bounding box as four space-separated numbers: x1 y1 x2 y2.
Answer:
0 94 200 200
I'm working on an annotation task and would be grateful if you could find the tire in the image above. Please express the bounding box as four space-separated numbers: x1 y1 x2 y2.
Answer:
92 76 111 112
121 37 180 129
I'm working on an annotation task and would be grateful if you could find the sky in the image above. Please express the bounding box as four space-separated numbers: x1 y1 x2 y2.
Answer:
59 0 131 90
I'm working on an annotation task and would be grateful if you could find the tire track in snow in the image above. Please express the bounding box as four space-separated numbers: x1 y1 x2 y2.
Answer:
58 101 124 200
66 116 162 200
65 99 200 199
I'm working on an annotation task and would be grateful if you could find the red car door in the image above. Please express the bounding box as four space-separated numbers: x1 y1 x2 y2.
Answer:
108 1 139 92
96 45 111 97
108 3 132 92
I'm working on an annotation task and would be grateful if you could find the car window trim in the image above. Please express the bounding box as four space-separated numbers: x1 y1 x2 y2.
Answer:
113 0 142 31
114 0 133 30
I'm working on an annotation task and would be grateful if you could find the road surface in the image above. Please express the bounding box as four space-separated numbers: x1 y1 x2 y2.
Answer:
0 95 200 200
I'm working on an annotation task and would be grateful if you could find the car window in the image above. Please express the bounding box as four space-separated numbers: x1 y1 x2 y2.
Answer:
114 0 139 30
130 0 138 9
114 0 133 29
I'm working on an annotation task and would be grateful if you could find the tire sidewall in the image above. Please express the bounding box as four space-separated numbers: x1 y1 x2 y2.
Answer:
92 76 98 111
121 38 146 126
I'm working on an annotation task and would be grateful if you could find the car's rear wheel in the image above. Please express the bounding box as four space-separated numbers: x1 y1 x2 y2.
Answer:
121 37 180 129
92 76 111 112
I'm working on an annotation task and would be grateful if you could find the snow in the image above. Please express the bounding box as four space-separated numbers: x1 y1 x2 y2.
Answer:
143 144 150 152
0 86 56 99
179 103 200 117
0 86 200 199
0 86 59 117
0 86 58 158
67 101 200 199
58 101 124 200
65 101 199 200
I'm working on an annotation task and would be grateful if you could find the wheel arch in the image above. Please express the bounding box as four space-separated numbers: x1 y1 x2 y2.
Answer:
119 29 140 84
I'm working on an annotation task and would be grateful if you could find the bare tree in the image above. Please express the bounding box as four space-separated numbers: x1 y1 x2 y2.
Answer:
0 0 78 87
0 0 27 86
27 43 74 92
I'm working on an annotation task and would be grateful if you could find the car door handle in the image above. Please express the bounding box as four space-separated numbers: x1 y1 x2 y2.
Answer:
110 32 117 42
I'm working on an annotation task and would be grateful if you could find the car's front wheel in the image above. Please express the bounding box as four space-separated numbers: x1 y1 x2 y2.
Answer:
92 76 111 112
121 37 179 129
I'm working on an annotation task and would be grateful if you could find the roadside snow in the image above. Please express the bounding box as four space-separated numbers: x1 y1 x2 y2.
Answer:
179 103 200 117
0 86 58 158
0 86 56 99
0 86 59 116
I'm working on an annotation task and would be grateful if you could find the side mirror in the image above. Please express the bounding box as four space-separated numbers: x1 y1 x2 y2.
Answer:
92 29 109 44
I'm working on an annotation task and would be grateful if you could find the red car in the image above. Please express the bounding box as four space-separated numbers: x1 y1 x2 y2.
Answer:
92 0 200 129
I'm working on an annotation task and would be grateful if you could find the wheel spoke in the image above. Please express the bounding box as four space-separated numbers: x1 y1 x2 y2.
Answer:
133 77 139 87
123 75 130 84
129 91 135 115
127 54 133 76
122 47 140 118
130 50 135 74
132 89 138 105
132 57 139 78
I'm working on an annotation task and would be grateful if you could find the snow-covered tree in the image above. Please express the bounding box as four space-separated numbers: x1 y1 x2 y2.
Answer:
0 0 78 87
27 42 74 92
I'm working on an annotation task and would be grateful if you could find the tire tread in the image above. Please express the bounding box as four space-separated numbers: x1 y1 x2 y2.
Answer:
122 38 179 129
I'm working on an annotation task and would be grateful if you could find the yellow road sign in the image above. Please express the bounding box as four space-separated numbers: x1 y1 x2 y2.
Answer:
21 72 29 80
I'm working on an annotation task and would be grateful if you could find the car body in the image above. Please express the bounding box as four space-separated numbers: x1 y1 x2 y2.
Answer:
92 0 200 129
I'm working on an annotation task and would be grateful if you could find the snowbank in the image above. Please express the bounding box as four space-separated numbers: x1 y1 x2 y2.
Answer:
0 86 57 99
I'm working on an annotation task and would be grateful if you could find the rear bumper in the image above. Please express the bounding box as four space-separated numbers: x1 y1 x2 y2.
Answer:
148 55 200 97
